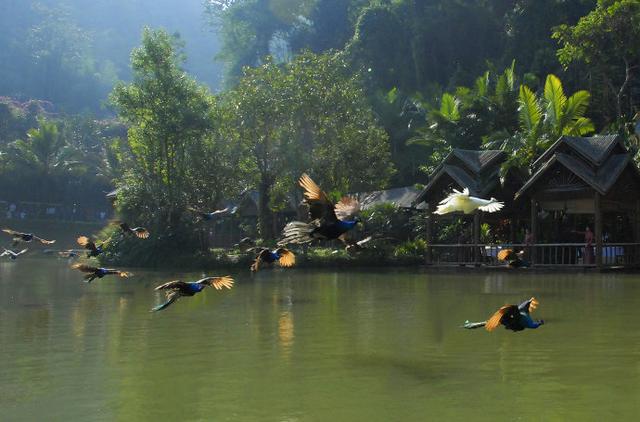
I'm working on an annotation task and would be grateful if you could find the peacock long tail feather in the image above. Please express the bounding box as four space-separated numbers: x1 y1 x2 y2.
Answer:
279 221 315 245
461 320 487 329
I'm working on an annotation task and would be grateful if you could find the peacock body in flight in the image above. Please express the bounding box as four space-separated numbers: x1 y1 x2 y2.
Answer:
151 276 234 312
251 247 295 272
2 228 55 247
463 297 543 332
279 174 361 245
71 264 130 283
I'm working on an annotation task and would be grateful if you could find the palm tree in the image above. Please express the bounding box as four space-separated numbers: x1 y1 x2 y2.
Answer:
8 118 81 200
490 74 594 177
409 64 521 176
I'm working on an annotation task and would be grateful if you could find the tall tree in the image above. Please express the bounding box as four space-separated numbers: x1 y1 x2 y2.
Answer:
554 0 640 125
110 29 236 232
221 52 393 239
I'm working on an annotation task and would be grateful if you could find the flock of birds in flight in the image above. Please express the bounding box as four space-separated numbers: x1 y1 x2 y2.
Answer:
1 174 543 331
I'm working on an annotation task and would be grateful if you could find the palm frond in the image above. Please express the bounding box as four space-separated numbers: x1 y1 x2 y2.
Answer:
543 74 567 128
518 86 542 132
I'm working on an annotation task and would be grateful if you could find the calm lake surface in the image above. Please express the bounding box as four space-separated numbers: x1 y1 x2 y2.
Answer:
2 258 640 421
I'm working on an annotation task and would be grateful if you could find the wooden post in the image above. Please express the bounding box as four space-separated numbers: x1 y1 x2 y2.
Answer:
530 198 537 265
595 192 603 268
473 211 480 265
425 203 433 265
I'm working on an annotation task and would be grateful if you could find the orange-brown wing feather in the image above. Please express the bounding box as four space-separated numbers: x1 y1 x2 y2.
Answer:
497 249 515 262
208 276 234 290
132 228 149 239
485 305 511 332
278 249 296 267
2 228 20 236
35 236 56 244
528 297 539 313
299 173 331 203
77 236 90 247
334 196 360 221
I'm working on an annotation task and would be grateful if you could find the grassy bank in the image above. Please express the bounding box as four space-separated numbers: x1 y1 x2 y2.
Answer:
98 245 424 270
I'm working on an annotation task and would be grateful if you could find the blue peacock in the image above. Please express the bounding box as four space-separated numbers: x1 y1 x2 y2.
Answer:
463 297 544 332
151 276 234 312
279 174 361 245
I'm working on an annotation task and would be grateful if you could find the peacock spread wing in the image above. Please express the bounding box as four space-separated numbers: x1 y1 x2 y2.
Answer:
518 297 539 313
77 236 97 251
105 269 130 278
334 197 360 221
277 249 296 267
2 228 22 236
299 173 337 222
251 248 271 272
199 276 234 290
131 227 150 239
154 280 188 291
33 235 55 244
485 305 517 331
497 249 516 262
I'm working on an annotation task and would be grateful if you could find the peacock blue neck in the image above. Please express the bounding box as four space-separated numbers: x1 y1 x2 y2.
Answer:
521 313 542 329
189 283 205 293
336 220 357 231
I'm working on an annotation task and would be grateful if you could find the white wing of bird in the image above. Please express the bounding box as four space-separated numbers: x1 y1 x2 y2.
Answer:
434 188 504 215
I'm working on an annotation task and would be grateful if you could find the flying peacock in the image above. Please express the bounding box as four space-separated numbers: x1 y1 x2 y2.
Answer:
151 276 234 312
279 174 361 245
250 247 295 272
462 297 544 332
497 248 529 268
2 228 55 247
71 264 130 283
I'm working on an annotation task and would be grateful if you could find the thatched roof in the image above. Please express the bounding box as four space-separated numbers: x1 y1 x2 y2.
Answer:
358 186 425 210
532 134 624 168
516 134 640 200
414 149 505 205
451 149 504 173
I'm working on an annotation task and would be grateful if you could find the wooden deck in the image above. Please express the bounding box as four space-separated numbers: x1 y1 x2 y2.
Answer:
426 243 640 269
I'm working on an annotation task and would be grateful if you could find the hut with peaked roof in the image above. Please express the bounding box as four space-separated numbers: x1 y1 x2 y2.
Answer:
358 186 425 210
515 134 640 267
413 149 522 264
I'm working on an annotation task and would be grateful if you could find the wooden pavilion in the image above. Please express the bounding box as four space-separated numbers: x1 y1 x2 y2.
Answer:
413 148 522 265
514 134 640 268
416 137 640 269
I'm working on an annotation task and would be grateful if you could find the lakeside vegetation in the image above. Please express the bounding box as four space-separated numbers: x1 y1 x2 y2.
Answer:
1 1 640 267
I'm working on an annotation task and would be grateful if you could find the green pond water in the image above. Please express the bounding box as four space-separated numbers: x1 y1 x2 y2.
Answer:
2 258 640 421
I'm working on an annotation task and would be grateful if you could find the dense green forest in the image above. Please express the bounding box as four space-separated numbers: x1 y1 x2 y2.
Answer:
1 0 640 261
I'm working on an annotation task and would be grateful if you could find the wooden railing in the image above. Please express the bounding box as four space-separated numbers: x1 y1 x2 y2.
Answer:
427 243 640 268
